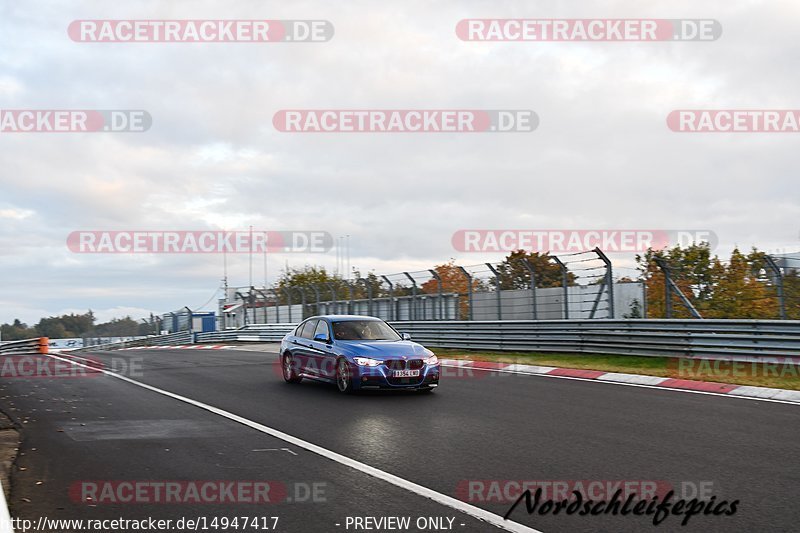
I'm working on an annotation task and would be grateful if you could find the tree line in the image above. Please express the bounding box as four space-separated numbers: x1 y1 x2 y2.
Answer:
0 312 150 341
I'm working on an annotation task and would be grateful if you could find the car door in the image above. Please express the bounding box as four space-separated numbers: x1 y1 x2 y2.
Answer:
309 319 336 379
290 319 317 374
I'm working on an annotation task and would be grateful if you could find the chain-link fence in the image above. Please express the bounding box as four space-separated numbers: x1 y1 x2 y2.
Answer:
145 251 798 330
217 249 650 328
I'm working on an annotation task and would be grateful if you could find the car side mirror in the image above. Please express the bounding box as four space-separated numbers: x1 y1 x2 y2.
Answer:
401 333 411 340
314 333 330 343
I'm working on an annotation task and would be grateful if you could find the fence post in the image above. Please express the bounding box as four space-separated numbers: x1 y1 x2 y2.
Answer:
653 257 702 319
642 281 648 318
764 255 787 320
346 281 354 314
428 269 443 320
521 258 538 320
312 284 321 316
457 266 473 321
184 306 193 333
364 279 373 316
382 276 394 321
485 263 502 320
326 282 338 315
403 272 418 320
295 286 307 320
594 248 615 319
552 255 569 319
271 289 281 323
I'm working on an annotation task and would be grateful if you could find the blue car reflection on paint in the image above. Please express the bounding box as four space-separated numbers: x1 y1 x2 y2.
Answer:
279 315 439 393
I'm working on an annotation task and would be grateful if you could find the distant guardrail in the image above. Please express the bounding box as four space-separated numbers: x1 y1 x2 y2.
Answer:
390 320 800 358
0 337 49 356
196 324 296 344
69 331 194 353
67 319 800 359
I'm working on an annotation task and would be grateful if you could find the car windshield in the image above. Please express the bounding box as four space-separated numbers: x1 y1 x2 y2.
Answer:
332 320 401 341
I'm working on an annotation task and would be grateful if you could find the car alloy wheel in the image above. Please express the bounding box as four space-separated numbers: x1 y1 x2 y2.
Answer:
337 359 353 393
282 354 302 383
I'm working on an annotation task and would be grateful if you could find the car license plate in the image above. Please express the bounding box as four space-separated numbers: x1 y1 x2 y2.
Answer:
393 370 420 378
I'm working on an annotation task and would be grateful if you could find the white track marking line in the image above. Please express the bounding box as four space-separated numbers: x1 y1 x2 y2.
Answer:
44 353 540 533
441 364 800 406
0 480 12 533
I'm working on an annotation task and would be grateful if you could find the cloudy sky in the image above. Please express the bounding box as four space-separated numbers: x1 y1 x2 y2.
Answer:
1 0 798 324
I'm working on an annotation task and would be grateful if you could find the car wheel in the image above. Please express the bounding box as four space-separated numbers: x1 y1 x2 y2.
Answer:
282 353 302 384
336 359 354 394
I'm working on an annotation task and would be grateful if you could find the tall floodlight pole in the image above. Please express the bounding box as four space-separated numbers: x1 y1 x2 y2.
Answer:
248 225 254 289
264 231 269 289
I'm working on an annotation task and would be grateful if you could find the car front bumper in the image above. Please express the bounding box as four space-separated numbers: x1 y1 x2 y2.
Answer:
352 363 440 390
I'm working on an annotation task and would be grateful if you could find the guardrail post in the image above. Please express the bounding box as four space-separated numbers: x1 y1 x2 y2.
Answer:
521 258 538 320
485 263 503 320
382 276 394 321
552 255 569 319
765 255 787 320
403 272 418 320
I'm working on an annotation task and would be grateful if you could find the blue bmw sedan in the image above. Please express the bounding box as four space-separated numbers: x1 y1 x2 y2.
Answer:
279 315 439 393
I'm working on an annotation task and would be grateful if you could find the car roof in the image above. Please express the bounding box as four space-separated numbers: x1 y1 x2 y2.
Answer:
311 315 383 322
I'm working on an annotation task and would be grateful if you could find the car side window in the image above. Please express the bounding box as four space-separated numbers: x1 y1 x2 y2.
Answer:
300 320 318 339
313 320 330 341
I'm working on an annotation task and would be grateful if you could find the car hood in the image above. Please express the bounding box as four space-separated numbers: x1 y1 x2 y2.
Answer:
339 340 428 359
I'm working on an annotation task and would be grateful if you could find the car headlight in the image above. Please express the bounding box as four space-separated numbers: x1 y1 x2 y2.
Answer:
354 357 381 367
424 354 439 366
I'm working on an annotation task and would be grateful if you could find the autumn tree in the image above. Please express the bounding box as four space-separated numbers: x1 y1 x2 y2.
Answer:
492 250 577 290
421 260 481 319
705 249 778 318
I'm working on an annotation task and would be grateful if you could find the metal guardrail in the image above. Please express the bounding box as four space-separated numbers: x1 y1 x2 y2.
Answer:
69 331 194 353
389 320 800 358
0 337 49 356
67 319 800 359
196 324 296 344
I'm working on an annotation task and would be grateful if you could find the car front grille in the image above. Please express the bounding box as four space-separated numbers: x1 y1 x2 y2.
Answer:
385 359 424 370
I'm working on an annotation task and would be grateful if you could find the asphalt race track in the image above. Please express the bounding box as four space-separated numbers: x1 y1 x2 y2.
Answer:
2 346 798 533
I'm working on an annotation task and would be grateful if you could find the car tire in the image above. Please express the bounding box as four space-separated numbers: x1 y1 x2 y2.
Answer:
336 359 354 394
282 353 302 384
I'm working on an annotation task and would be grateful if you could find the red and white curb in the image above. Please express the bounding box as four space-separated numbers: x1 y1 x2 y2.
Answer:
440 359 800 404
120 345 237 351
